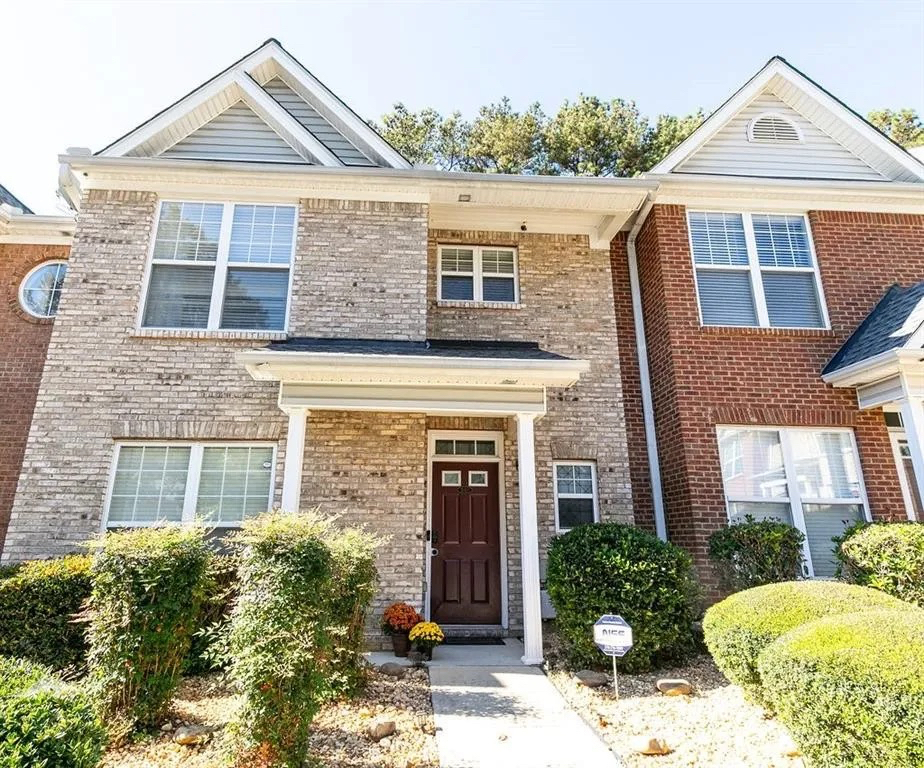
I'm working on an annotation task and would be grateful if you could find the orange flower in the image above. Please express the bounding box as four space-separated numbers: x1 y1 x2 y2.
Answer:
382 602 423 634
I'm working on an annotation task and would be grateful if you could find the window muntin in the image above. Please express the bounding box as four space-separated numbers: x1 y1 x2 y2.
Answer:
438 245 518 304
717 427 868 578
143 202 295 331
553 462 598 531
106 443 275 527
689 212 826 329
19 261 68 318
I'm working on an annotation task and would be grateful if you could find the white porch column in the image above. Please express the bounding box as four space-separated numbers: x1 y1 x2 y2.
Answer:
516 412 543 665
899 397 924 520
281 407 308 512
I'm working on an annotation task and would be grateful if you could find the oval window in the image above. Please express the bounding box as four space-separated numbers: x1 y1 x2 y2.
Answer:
19 261 67 318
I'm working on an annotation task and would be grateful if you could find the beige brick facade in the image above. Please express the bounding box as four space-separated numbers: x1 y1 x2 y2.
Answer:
4 191 634 640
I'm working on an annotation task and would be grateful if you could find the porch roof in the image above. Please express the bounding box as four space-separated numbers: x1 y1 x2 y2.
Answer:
261 337 571 360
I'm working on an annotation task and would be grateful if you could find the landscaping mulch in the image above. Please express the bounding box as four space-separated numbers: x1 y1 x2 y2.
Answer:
100 666 439 768
547 653 805 768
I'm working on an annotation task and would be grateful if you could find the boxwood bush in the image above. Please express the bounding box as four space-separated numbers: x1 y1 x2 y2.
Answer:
86 526 211 740
546 523 697 672
0 555 91 671
703 580 907 701
758 608 924 768
707 517 804 591
837 522 924 607
223 511 378 767
0 656 106 768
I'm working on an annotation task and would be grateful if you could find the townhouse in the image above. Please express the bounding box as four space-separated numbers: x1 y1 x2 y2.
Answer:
1 41 921 661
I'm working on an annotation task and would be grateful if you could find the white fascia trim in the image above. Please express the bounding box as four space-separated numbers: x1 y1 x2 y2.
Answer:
0 205 75 243
822 348 924 387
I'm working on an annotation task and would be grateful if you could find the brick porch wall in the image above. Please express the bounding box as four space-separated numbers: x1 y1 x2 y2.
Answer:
0 243 69 555
621 204 924 592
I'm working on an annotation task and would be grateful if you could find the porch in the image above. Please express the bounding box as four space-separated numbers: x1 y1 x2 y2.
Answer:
237 337 590 665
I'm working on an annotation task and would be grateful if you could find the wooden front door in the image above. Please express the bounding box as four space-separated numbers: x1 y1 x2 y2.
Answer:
430 462 502 624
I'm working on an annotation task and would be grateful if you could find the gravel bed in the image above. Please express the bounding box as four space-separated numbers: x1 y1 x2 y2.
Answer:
548 654 805 768
100 667 439 768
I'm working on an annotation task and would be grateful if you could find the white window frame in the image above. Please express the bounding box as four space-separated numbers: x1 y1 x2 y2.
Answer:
138 200 297 332
716 425 872 578
747 112 805 143
103 441 277 529
688 211 830 330
888 430 922 522
437 244 519 304
552 461 599 533
19 260 68 318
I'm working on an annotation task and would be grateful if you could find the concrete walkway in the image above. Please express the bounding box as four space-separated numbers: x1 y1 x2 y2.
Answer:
369 639 621 768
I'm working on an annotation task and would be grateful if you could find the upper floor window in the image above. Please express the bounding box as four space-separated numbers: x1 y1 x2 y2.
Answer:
20 261 67 318
142 202 296 331
689 211 827 329
438 245 518 304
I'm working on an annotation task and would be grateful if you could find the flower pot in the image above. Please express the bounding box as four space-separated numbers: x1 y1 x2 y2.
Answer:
422 646 433 661
391 632 410 657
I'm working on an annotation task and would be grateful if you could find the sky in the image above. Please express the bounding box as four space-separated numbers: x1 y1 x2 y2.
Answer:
1 0 922 214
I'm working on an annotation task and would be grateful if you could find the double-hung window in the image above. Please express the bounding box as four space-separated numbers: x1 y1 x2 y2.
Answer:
553 462 598 531
142 202 295 331
106 443 275 527
438 245 518 303
689 211 826 329
717 427 868 577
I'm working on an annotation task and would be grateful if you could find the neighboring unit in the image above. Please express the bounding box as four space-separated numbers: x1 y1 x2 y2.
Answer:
2 44 923 660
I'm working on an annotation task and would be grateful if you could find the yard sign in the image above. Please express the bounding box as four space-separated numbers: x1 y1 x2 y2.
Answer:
594 615 633 698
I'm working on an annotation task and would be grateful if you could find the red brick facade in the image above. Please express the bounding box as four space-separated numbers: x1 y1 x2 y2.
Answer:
613 204 924 589
0 243 69 554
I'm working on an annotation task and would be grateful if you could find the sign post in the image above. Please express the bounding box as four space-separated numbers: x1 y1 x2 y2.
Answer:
593 615 633 699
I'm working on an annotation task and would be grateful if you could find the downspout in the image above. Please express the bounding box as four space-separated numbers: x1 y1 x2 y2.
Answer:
626 191 668 541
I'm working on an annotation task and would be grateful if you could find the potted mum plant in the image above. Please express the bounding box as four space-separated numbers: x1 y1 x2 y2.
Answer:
381 602 423 657
409 621 445 660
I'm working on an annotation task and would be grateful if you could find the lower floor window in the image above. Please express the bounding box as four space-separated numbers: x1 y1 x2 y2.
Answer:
106 443 275 527
554 462 598 531
717 427 867 578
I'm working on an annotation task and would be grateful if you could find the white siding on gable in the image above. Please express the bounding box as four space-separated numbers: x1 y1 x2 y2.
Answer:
263 78 375 166
161 102 309 164
677 91 886 181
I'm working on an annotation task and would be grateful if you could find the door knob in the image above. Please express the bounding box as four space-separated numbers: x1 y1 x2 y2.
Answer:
431 548 439 557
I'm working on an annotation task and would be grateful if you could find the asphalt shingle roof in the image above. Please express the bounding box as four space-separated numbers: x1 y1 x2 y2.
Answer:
263 337 571 361
824 282 924 375
0 183 32 214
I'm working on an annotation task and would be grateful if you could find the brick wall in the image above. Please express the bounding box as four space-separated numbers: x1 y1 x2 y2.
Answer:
618 204 924 589
0 243 69 555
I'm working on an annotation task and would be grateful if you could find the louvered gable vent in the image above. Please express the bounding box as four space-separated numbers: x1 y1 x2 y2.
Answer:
748 113 802 143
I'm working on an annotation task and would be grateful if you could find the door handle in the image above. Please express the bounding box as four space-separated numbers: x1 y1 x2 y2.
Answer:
431 548 439 557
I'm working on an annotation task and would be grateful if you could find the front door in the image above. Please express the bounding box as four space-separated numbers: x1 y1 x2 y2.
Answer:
430 462 502 624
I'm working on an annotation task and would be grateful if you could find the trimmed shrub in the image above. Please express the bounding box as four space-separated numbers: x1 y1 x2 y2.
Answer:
0 555 92 671
708 517 804 591
86 527 211 739
546 523 697 672
837 522 924 607
223 511 378 767
703 580 908 701
186 552 240 675
758 608 924 768
0 656 106 768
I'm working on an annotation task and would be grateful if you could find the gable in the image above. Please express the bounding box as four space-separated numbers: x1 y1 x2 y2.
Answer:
159 102 308 164
651 57 924 183
98 39 410 170
677 91 885 181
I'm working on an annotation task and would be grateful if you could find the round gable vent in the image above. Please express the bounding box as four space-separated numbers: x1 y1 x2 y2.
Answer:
747 112 803 143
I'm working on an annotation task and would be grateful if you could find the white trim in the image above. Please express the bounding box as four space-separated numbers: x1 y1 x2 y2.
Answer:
103 441 277 528
425 429 508 630
687 210 830 330
889 431 922 522
139 199 297 333
747 111 804 143
441 470 462 487
552 460 599 533
17 260 68 318
437 244 519 304
516 413 543 665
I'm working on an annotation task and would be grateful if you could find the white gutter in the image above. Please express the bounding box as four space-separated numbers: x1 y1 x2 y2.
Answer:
626 191 668 541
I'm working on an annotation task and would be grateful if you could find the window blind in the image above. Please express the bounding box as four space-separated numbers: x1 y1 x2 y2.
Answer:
762 273 823 328
143 264 214 328
696 270 758 326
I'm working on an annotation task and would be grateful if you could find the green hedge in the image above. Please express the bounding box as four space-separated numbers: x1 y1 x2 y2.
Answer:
0 555 92 671
759 609 924 768
837 522 924 607
707 517 804 591
223 511 378 767
86 527 211 740
185 552 240 676
546 523 697 672
703 580 907 701
0 656 106 768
